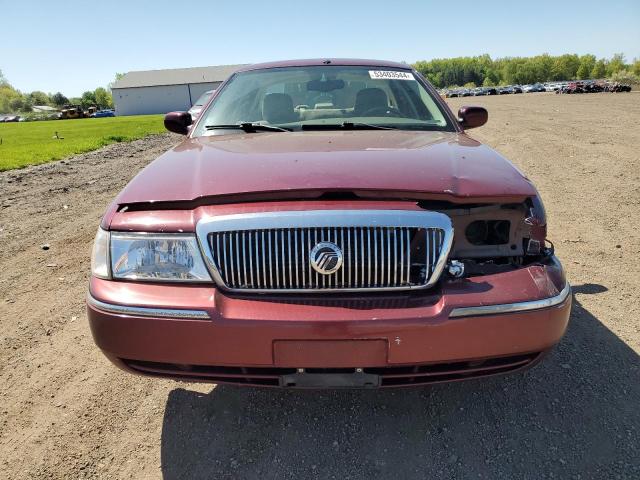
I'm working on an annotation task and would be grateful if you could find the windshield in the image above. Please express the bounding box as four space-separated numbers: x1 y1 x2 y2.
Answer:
193 91 214 107
193 65 453 135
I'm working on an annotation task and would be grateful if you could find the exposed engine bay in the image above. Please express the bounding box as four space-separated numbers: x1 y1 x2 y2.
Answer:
424 199 551 278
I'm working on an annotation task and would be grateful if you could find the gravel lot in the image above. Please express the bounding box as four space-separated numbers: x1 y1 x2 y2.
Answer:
0 93 639 479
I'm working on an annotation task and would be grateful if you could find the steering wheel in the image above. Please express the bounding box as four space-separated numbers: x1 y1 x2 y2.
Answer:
360 106 403 117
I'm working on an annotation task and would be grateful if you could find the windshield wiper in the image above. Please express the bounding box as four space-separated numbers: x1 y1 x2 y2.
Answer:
205 122 291 133
301 122 397 131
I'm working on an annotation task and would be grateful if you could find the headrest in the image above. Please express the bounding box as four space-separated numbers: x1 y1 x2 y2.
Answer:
354 88 388 115
262 93 296 124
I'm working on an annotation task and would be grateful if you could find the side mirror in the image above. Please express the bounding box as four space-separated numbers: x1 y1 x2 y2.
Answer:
457 106 488 129
164 111 192 135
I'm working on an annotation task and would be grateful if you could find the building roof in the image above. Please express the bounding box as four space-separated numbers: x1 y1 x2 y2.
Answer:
111 64 248 89
32 105 58 112
112 59 409 89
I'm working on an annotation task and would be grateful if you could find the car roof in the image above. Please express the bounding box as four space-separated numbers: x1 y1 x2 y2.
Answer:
235 58 411 73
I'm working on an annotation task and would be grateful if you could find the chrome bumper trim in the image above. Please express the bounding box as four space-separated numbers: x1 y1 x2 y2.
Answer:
86 294 210 320
449 282 571 318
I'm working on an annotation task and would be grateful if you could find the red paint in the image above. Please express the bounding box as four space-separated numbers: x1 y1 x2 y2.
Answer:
109 200 420 232
113 131 536 209
273 340 388 367
89 59 570 387
88 262 570 368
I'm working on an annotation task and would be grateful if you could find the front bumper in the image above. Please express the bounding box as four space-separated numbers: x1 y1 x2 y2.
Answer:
87 257 571 387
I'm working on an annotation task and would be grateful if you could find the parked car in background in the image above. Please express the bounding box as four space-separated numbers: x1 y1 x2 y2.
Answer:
188 90 216 120
582 81 603 93
606 82 631 92
473 87 498 96
558 82 585 94
512 85 523 94
524 84 547 93
59 104 86 119
91 109 116 118
498 86 514 94
88 58 571 389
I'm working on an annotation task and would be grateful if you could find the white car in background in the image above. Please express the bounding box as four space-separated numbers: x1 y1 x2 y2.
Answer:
187 90 215 120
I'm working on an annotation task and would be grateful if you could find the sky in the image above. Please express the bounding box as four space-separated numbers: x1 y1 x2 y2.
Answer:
1 0 639 96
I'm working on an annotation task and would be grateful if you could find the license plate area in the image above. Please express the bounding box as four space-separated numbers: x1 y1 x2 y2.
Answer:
279 370 380 388
273 339 388 367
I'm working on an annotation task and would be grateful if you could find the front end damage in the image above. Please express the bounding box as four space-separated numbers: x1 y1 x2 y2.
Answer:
87 194 571 388
431 195 551 280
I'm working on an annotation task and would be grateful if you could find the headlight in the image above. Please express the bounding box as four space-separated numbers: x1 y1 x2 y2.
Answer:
91 228 212 282
91 227 111 279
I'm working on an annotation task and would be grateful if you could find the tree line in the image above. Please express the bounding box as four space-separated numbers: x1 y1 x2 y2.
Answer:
1 54 639 114
0 69 115 114
413 53 640 89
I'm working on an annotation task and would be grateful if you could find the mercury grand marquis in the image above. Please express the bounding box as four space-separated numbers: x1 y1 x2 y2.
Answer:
87 59 571 388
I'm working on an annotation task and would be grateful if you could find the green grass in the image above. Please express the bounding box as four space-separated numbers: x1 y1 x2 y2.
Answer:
0 115 166 171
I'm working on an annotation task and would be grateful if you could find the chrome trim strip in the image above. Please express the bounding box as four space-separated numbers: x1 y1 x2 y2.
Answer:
405 229 411 284
222 232 229 284
234 232 241 286
196 210 454 294
371 227 377 286
268 230 273 288
276 231 280 287
347 227 352 287
399 227 404 284
393 228 398 285
340 228 345 287
449 283 572 318
360 226 365 288
260 231 266 288
249 231 255 288
386 228 391 285
87 294 210 320
425 229 431 279
367 227 372 286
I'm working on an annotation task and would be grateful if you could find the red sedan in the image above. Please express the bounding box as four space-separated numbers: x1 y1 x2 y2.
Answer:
87 59 571 388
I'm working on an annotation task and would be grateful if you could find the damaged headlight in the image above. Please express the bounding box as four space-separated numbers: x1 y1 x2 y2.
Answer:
91 229 212 282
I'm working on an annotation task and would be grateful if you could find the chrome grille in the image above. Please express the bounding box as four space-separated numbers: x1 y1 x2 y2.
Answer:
196 210 453 293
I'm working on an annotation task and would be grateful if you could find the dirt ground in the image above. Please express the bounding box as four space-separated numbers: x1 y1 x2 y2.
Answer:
1 93 639 479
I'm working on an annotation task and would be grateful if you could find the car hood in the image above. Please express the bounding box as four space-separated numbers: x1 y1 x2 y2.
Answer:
115 130 536 207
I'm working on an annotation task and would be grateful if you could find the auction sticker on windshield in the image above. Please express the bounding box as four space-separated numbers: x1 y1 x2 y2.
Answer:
369 70 415 81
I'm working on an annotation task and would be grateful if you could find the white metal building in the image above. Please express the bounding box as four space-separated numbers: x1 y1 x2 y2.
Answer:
111 64 246 116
